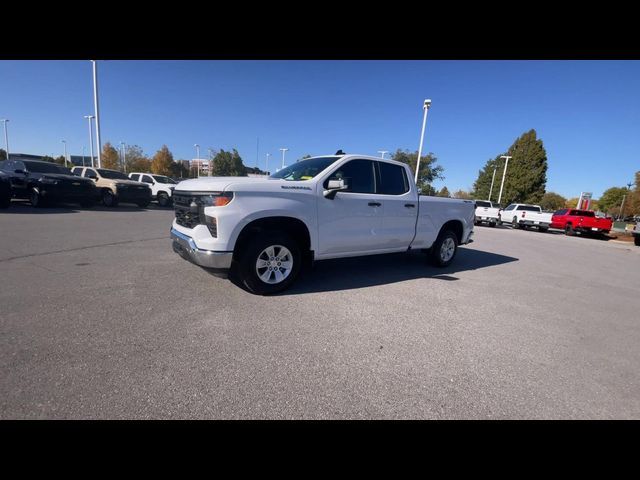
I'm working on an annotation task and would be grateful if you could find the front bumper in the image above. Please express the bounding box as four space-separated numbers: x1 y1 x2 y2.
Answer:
170 228 233 269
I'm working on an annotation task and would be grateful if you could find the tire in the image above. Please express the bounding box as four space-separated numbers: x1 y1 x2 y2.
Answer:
102 189 118 207
30 188 46 208
489 221 496 228
538 226 548 233
429 230 458 268
136 199 150 208
512 217 520 229
157 192 171 207
238 232 302 295
565 224 575 236
634 235 640 247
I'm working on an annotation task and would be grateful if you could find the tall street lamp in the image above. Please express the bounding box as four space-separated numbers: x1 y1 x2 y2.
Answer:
208 148 214 177
1 119 9 161
91 60 102 168
120 141 126 173
194 144 200 178
279 148 289 169
488 167 497 202
497 155 512 205
84 115 95 168
378 150 388 159
414 99 432 184
62 140 67 167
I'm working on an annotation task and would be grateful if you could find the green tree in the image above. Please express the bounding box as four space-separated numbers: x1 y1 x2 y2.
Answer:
210 149 247 176
41 155 55 163
390 149 444 195
53 155 67 166
452 189 473 200
101 142 121 170
151 145 174 176
598 187 629 215
170 160 190 179
436 186 450 198
473 129 548 205
539 192 567 211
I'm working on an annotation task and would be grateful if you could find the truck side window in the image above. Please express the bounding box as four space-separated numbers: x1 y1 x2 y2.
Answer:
84 169 98 179
130 174 140 181
324 160 375 194
141 175 154 184
376 162 409 195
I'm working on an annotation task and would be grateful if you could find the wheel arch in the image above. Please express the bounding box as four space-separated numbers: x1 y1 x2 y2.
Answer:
439 220 464 244
232 216 312 262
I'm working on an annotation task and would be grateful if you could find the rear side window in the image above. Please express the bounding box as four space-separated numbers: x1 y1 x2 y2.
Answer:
84 169 98 178
376 162 409 195
324 159 375 194
141 175 154 184
517 205 540 212
554 209 568 216
504 204 515 211
571 210 595 217
130 174 140 181
476 200 491 208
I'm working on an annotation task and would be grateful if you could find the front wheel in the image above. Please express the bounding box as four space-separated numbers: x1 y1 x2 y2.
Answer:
157 192 171 207
136 199 150 208
538 226 548 233
429 230 458 268
565 224 575 236
634 235 640 246
238 232 302 295
30 188 46 208
512 217 520 229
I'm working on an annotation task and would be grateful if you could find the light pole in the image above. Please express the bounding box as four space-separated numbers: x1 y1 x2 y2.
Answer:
279 148 289 169
377 150 388 159
488 167 497 201
497 155 512 205
84 115 95 168
91 60 102 168
120 142 126 173
414 99 432 184
62 140 67 167
194 144 200 178
0 119 9 161
208 148 214 177
266 153 271 176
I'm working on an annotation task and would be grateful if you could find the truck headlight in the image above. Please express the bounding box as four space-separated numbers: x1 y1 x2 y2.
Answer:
201 192 233 207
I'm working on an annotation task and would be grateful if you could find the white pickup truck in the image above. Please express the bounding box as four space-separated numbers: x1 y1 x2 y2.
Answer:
170 154 475 294
498 203 552 232
474 200 500 227
128 172 177 206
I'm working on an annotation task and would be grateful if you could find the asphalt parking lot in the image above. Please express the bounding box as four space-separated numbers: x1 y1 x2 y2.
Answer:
1 202 639 419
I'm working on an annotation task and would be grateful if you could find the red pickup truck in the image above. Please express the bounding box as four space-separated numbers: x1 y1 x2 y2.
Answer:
551 209 612 236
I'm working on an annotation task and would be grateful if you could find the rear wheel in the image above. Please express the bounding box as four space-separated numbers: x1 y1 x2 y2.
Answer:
102 190 118 207
489 220 496 228
539 226 548 233
429 230 458 268
512 217 520 229
136 199 150 208
565 224 575 236
238 232 302 295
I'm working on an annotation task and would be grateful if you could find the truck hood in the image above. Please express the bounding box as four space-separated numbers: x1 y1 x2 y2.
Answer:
175 176 276 192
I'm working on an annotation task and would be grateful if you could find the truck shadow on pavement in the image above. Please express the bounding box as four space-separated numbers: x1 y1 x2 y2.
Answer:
277 248 519 295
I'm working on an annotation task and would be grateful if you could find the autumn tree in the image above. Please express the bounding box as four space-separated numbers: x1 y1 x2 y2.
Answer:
210 149 247 177
101 142 121 170
151 145 174 176
390 149 444 195
539 192 567 211
125 145 151 173
473 129 548 205
452 189 473 200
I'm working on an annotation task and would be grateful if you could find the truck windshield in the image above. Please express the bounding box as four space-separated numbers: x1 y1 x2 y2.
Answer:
475 201 492 208
152 175 177 184
97 169 129 180
270 156 340 181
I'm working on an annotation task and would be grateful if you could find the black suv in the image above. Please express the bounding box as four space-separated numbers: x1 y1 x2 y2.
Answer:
0 159 100 208
0 170 11 208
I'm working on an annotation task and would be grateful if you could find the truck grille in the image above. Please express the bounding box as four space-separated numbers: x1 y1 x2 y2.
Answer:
173 191 221 236
175 208 201 229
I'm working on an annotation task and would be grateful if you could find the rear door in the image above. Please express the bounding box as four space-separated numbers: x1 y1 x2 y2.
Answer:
316 158 384 256
374 161 417 249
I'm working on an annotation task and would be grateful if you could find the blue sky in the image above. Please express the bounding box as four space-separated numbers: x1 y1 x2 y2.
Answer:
1 60 638 198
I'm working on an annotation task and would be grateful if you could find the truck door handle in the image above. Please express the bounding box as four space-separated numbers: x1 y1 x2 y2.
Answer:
368 202 381 207
404 203 416 208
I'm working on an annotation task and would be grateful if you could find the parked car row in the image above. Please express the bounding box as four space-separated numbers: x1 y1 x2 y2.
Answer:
0 159 178 209
474 200 615 238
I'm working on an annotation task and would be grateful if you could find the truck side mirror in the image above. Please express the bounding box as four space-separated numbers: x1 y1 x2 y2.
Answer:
323 178 349 200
